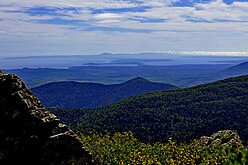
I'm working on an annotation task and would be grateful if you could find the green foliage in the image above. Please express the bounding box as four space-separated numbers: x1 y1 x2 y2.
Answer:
76 75 248 143
221 135 233 144
0 70 3 76
80 131 248 164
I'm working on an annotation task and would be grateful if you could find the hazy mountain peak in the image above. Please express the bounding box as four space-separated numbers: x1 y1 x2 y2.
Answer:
125 77 150 83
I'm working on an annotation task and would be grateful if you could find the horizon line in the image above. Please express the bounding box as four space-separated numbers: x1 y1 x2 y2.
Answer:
2 51 248 59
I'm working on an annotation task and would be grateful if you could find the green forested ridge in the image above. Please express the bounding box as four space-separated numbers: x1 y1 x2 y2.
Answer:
32 77 177 109
76 75 248 143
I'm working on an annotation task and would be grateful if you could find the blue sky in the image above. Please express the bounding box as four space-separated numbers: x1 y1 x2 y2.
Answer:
0 0 248 56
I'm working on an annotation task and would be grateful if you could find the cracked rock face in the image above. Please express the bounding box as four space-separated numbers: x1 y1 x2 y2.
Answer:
0 74 92 164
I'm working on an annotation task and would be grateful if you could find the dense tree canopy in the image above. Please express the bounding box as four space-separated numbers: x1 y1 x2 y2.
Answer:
75 75 248 143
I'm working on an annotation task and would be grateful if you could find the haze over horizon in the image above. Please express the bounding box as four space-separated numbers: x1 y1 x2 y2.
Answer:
1 51 248 59
0 0 248 57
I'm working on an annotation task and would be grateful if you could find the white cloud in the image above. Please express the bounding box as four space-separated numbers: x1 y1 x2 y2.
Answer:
193 0 248 21
0 0 137 9
93 13 123 24
0 0 248 56
94 13 122 19
138 0 179 7
176 51 248 56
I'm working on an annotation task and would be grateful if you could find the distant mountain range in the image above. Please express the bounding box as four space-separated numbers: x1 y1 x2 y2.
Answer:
74 75 248 143
32 77 178 109
5 64 232 88
5 60 248 89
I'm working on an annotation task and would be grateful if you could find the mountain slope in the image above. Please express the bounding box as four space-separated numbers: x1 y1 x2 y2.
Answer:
31 77 178 109
76 75 248 143
223 61 248 74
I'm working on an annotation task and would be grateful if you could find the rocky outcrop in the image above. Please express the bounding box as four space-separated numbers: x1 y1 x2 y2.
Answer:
195 130 242 147
0 73 92 164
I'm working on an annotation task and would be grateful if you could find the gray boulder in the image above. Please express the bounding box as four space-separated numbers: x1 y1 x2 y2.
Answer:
195 130 242 147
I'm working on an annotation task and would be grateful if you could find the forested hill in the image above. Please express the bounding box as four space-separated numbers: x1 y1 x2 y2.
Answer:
76 75 248 143
31 77 177 109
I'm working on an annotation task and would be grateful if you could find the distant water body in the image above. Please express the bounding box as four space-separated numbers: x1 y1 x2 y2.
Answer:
1 56 99 69
1 54 248 69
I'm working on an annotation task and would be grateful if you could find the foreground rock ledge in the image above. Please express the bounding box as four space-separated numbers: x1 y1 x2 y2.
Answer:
0 74 92 164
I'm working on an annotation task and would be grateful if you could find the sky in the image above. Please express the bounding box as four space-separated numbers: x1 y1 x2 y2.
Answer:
0 0 248 57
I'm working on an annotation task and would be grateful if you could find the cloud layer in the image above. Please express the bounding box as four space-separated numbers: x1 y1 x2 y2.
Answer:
0 0 248 56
